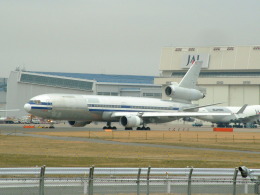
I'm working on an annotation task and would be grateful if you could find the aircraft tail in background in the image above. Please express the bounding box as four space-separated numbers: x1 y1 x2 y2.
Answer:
179 61 202 89
164 61 205 103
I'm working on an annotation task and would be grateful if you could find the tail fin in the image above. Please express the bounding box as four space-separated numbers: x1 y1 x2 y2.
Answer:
237 104 248 114
179 61 203 89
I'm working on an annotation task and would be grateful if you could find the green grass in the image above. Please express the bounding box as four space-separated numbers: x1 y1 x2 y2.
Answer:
0 132 260 168
1 153 259 168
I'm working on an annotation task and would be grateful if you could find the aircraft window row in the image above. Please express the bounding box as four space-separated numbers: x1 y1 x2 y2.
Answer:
20 74 93 91
89 104 121 108
88 104 175 110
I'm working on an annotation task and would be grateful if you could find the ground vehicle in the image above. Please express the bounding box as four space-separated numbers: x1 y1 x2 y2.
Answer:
192 122 203 127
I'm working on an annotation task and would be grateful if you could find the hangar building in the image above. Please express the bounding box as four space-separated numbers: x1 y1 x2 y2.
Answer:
0 78 7 109
155 45 260 107
6 70 161 117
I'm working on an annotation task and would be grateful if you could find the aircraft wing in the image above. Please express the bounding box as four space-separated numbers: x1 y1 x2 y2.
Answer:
111 112 231 118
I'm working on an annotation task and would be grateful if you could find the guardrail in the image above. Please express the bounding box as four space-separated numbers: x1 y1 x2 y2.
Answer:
0 166 259 195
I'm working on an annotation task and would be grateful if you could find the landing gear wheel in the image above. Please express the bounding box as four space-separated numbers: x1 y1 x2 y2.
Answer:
49 122 55 128
103 122 117 130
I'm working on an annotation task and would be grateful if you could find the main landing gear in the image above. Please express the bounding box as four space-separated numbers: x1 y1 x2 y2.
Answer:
136 126 150 130
124 126 151 130
103 122 117 130
102 122 151 130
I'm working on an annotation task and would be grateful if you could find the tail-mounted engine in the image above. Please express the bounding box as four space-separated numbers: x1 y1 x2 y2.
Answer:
165 85 205 102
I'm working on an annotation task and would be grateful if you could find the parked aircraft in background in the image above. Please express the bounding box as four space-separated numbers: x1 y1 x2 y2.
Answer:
0 117 7 121
24 61 230 130
197 104 260 128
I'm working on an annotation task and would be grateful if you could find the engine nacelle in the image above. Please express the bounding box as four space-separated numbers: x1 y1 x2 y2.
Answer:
68 121 91 127
165 85 205 101
120 115 143 128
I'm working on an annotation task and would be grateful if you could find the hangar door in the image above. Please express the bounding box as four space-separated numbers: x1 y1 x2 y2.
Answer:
229 85 259 106
120 88 141 97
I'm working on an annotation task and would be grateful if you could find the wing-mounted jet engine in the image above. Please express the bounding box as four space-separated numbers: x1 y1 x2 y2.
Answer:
120 115 143 128
164 61 205 103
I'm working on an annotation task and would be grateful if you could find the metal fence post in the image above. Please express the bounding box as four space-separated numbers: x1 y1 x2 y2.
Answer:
254 176 260 195
187 167 193 195
233 167 238 195
88 166 94 195
83 171 88 195
137 168 141 195
244 179 248 194
39 165 46 195
146 166 151 195
166 172 171 194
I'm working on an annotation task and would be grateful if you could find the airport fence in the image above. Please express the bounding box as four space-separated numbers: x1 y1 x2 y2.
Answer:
0 166 260 195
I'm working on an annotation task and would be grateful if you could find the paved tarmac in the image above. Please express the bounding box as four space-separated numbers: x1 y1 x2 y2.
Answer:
0 122 260 132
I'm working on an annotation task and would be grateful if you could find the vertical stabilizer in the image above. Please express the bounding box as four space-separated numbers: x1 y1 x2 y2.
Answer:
179 61 203 89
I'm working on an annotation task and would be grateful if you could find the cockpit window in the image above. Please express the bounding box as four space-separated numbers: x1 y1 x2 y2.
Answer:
29 100 41 104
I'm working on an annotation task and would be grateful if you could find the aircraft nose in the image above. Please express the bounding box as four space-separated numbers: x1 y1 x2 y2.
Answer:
24 103 31 113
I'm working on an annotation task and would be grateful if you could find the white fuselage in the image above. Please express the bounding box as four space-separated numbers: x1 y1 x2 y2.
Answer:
197 106 260 124
24 94 194 124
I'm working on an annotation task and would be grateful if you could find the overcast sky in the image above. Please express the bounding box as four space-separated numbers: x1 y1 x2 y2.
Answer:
1 0 260 78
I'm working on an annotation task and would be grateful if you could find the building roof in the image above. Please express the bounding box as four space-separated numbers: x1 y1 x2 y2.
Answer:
28 71 155 84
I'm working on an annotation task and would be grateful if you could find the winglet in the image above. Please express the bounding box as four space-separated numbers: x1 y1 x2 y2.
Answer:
237 104 248 114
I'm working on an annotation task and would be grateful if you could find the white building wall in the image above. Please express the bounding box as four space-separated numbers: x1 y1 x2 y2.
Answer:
159 46 260 71
156 45 260 106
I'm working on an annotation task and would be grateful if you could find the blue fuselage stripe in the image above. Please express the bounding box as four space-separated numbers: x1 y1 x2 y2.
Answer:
31 106 52 110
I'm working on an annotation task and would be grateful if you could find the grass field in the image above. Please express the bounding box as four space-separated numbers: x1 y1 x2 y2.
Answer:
33 130 260 151
0 130 259 168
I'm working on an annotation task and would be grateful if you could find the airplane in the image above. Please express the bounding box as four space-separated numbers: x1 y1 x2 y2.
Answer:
23 61 230 130
197 104 260 128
